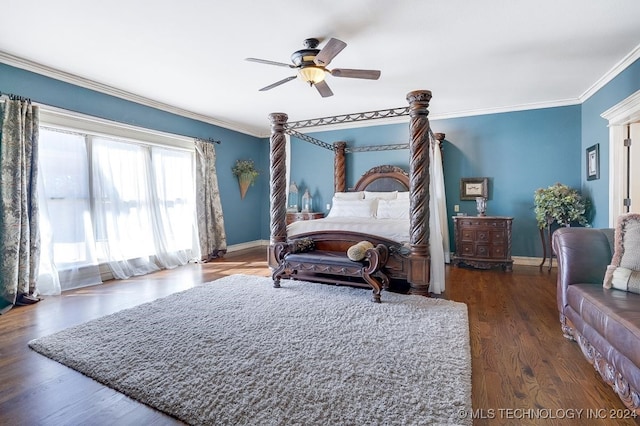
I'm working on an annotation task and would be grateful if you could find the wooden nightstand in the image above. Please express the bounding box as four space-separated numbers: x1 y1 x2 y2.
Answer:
452 216 513 271
286 212 324 225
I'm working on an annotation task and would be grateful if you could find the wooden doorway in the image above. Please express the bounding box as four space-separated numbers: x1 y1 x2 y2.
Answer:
602 90 640 224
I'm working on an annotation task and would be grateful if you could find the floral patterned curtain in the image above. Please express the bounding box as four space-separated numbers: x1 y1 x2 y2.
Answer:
194 140 227 261
0 96 41 314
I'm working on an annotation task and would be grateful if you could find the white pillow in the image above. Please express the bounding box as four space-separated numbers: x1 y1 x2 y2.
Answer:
333 191 364 200
364 191 397 200
376 198 410 219
396 191 410 200
327 198 377 218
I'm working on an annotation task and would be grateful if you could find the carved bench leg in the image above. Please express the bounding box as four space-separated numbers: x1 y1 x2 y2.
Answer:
362 272 382 303
271 263 287 288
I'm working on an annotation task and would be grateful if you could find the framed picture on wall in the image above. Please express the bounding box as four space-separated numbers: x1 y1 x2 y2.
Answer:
460 177 488 200
586 143 600 181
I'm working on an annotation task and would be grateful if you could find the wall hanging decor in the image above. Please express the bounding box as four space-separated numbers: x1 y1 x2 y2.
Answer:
586 143 600 181
232 159 259 199
460 177 488 200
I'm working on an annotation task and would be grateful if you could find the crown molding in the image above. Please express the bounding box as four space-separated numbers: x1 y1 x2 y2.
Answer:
0 50 266 137
580 42 640 102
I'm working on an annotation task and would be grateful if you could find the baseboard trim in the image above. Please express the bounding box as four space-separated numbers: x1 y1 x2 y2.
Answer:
226 240 269 253
513 256 553 268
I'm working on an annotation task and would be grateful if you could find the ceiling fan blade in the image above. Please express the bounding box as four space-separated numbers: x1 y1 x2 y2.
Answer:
330 68 381 80
314 38 347 66
314 80 334 98
246 58 296 68
259 76 297 91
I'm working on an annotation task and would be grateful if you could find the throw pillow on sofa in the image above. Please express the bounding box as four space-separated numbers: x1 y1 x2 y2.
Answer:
603 213 640 293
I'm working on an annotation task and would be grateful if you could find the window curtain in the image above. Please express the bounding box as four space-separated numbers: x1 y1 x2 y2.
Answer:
429 132 450 295
194 140 227 261
0 97 42 313
37 129 100 293
92 138 197 279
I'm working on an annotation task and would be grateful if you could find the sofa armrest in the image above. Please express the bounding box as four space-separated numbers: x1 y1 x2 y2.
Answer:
553 227 613 312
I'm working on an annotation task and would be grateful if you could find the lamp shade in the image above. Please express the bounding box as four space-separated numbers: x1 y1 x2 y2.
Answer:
298 66 326 84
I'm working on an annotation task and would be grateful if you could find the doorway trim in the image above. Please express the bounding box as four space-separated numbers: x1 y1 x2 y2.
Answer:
601 89 640 225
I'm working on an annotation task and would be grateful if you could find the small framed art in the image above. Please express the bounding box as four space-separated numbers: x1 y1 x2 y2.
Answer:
460 177 488 200
586 143 599 181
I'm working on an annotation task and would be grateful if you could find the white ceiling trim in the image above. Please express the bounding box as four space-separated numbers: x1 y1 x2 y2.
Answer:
0 50 262 137
580 42 640 102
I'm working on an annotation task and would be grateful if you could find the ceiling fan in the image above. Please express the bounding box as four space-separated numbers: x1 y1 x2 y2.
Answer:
246 37 381 98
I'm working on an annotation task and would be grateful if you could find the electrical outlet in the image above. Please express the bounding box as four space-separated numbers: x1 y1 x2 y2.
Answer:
454 204 460 212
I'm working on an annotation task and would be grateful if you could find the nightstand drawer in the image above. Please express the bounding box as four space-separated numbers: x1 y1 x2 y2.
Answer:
452 215 513 271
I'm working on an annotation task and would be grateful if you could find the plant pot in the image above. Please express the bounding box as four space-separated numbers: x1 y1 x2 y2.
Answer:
238 173 253 199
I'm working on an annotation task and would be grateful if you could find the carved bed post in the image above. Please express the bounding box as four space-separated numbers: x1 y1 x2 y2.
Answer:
406 90 433 296
267 112 288 269
334 141 347 193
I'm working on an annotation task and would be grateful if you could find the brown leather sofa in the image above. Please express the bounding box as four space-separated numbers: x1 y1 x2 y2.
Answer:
553 227 640 412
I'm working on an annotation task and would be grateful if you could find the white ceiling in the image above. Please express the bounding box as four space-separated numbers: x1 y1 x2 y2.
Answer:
1 0 640 137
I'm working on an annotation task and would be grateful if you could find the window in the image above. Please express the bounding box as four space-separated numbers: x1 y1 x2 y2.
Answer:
38 109 199 289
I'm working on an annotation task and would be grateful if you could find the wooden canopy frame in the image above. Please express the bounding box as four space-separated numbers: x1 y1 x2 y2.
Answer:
267 90 433 295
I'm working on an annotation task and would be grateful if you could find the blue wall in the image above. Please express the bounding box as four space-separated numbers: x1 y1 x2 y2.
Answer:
4 55 639 254
0 63 267 246
581 58 640 228
288 105 582 258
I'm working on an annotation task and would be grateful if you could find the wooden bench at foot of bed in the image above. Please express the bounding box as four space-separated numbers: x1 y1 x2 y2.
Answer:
271 240 390 303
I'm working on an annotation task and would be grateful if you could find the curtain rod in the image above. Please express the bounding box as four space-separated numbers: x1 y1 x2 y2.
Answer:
0 90 32 102
195 137 221 145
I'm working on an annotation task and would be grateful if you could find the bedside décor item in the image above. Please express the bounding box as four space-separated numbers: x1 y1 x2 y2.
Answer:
288 181 299 212
301 188 313 212
534 183 589 229
232 159 259 199
586 143 600 181
475 197 487 216
460 177 488 200
534 183 590 270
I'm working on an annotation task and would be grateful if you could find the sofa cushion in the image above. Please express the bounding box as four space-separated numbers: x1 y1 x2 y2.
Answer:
567 284 640 368
604 213 640 293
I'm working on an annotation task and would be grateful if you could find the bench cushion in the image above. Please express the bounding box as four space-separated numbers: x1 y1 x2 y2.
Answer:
285 250 364 267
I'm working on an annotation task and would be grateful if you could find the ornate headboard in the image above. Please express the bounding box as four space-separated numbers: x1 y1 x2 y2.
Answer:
353 165 410 192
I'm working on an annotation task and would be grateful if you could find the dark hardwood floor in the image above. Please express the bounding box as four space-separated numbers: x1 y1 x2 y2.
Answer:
1 248 638 425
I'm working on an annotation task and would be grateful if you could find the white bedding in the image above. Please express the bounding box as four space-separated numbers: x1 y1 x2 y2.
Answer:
287 217 410 243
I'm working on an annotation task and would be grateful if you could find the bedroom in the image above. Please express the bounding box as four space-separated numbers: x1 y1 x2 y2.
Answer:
2 0 640 424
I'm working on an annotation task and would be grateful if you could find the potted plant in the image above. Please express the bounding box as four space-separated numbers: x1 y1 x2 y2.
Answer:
232 159 259 199
534 183 589 229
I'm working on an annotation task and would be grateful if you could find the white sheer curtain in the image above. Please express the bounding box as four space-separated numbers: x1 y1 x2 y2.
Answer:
429 133 450 295
92 138 196 279
37 127 199 290
38 129 101 293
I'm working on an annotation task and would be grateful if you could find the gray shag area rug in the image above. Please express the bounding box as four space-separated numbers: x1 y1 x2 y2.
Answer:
29 274 472 425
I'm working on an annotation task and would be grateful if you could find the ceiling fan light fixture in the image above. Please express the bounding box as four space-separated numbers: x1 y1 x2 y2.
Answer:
297 66 326 85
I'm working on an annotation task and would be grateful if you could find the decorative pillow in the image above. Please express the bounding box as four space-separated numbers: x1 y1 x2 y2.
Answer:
288 237 315 254
346 241 374 261
377 198 410 219
364 191 397 200
603 213 640 293
396 191 410 200
333 191 364 200
327 198 377 218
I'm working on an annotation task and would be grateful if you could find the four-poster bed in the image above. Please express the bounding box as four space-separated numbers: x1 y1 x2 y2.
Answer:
267 90 436 298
